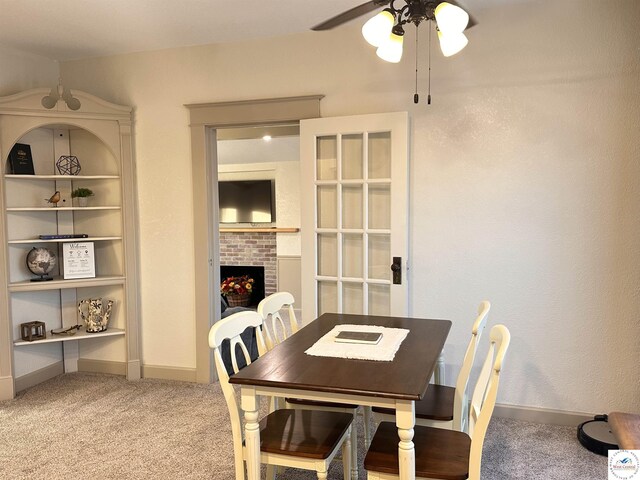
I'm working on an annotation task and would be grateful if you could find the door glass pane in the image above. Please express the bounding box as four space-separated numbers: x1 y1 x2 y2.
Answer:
318 234 338 277
343 283 363 314
317 186 337 228
368 184 390 229
368 132 391 179
342 185 363 229
317 136 337 180
368 284 390 316
342 134 363 180
318 281 338 315
368 234 390 280
343 234 363 278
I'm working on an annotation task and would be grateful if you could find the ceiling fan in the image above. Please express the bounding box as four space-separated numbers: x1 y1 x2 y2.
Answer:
312 1 477 104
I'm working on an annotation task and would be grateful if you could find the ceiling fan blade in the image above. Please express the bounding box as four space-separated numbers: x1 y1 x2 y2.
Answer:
311 1 391 31
446 0 478 29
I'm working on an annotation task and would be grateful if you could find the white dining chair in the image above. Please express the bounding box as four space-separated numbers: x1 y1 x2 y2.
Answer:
257 291 299 351
257 291 363 479
364 324 511 480
209 310 353 480
372 301 490 434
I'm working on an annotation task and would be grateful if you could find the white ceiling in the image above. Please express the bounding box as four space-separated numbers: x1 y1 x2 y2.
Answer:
0 0 363 61
0 0 522 62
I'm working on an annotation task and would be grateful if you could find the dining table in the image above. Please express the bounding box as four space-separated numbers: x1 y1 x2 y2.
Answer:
229 312 452 480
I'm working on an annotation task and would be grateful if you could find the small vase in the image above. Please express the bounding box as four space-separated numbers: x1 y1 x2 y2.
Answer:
78 197 88 207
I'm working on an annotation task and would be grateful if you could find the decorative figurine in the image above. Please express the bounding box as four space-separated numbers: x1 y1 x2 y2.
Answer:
78 298 114 333
46 191 61 207
56 155 81 175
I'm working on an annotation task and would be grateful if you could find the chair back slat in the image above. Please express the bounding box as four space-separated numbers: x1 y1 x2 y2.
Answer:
467 324 511 480
209 310 266 465
453 301 490 432
257 291 298 350
229 336 252 374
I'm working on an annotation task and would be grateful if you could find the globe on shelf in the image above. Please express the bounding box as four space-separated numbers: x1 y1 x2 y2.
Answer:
26 247 57 282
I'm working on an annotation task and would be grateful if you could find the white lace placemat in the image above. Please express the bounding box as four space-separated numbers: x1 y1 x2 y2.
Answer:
304 324 410 362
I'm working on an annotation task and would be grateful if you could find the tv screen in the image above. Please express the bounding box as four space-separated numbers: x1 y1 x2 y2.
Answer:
218 180 274 224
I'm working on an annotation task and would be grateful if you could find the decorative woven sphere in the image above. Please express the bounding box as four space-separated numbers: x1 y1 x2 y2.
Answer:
56 155 81 175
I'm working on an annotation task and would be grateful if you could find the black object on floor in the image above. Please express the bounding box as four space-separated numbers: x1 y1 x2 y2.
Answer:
577 414 618 456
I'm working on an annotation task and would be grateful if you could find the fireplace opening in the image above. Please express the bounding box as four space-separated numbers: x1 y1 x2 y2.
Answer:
220 265 265 307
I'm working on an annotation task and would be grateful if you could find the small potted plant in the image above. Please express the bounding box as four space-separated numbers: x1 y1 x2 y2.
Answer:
220 275 254 306
71 187 94 207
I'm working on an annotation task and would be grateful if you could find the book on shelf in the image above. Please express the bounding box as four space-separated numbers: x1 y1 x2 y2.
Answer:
39 234 89 240
7 143 35 174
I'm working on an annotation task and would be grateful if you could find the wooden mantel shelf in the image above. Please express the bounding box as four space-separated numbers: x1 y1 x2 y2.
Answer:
219 227 299 233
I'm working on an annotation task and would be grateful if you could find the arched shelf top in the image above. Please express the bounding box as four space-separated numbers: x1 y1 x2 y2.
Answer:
0 88 131 120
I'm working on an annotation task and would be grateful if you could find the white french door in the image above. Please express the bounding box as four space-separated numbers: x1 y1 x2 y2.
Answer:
300 112 410 325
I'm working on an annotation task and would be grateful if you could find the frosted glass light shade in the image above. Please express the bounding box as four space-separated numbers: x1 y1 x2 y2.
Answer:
438 31 468 57
376 31 404 63
362 10 395 47
434 2 469 34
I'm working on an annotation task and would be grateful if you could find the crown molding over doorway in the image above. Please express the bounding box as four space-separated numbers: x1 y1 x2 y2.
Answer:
185 95 323 384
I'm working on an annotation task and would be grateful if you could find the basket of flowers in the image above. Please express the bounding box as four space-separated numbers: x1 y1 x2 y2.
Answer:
221 275 254 307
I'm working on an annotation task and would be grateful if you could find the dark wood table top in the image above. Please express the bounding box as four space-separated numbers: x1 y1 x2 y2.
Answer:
230 313 452 401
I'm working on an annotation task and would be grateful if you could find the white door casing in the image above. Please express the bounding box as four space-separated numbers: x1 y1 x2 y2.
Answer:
300 112 410 325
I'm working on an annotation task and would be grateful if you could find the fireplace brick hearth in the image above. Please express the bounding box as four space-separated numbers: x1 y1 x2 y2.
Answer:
219 232 277 298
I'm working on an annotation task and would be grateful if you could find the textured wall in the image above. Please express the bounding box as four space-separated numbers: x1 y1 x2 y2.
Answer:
60 0 640 413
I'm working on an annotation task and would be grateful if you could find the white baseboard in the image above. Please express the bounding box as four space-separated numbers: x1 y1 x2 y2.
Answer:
142 365 197 383
15 361 64 393
494 403 594 426
127 359 142 381
0 374 16 400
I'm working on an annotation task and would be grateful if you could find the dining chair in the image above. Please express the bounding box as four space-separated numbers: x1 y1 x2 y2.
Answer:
364 324 511 480
372 300 490 433
209 310 354 480
257 291 299 351
257 291 363 479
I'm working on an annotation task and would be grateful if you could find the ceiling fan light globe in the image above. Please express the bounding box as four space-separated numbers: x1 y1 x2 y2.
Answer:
438 31 468 57
376 31 404 63
362 10 394 47
434 2 469 34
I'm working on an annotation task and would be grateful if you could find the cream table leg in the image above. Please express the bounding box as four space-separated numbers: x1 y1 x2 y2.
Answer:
396 400 416 480
434 351 445 385
241 387 261 480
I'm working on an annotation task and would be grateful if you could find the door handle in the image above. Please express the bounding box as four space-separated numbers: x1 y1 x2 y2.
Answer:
391 257 402 285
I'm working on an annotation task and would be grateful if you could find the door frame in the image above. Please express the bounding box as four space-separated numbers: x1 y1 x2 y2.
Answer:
185 96 323 383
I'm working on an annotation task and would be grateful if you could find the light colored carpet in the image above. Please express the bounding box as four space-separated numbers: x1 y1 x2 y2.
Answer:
0 373 606 479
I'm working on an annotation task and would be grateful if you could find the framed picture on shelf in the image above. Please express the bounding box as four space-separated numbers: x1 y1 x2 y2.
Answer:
7 143 35 174
62 242 96 279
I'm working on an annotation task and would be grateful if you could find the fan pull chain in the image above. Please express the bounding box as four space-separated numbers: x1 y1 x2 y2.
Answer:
414 26 419 104
427 20 432 105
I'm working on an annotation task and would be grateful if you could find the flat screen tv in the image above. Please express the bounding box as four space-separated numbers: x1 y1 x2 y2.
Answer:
218 180 275 224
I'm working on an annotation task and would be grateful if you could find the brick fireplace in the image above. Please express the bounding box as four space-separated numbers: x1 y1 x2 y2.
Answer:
219 232 277 305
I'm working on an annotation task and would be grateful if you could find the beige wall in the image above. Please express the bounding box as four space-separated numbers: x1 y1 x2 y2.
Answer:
60 0 640 413
0 46 58 96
